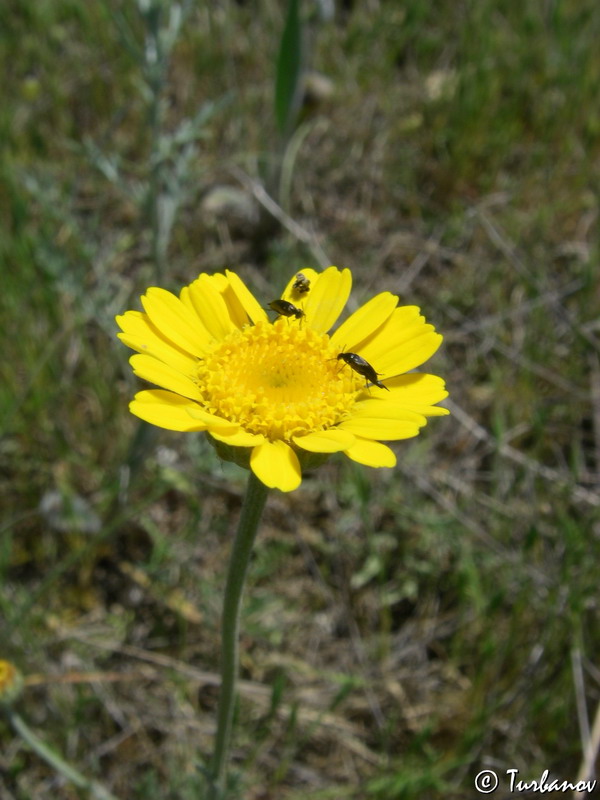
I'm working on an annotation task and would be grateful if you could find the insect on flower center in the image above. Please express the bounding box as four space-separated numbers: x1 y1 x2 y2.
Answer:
197 319 361 440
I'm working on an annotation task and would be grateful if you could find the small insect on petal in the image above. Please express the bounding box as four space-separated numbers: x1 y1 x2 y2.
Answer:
268 299 305 319
337 352 390 391
292 272 311 294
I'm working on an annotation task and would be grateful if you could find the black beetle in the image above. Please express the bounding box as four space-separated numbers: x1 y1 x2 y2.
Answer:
337 352 389 390
268 299 305 319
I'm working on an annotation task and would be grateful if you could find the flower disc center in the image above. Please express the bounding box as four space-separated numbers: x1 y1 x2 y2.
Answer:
197 319 360 440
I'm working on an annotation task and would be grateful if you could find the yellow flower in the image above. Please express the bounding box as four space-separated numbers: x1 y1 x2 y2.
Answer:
0 660 24 705
116 267 448 492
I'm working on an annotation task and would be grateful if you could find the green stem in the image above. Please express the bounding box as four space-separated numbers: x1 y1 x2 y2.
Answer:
7 708 120 800
209 471 268 798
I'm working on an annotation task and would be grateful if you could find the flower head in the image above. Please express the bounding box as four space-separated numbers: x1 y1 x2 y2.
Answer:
116 268 448 491
0 660 24 705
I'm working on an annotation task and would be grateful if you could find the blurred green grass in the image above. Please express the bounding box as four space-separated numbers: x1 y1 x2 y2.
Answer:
2 1 600 798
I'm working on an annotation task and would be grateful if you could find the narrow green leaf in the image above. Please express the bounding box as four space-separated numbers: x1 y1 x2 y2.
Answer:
275 0 302 136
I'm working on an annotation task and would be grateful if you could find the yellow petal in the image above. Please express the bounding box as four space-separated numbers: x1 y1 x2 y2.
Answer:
346 305 421 353
410 405 449 416
293 428 355 453
304 266 352 333
116 311 197 373
141 287 212 357
338 416 424 440
250 440 302 491
360 328 441 376
130 390 209 431
193 271 251 329
386 373 449 405
350 400 427 426
380 332 443 376
225 270 269 326
199 271 229 291
359 306 443 375
130 353 204 401
344 437 397 467
382 373 450 416
364 385 450 416
210 429 266 447
330 292 398 349
118 331 198 374
185 406 240 432
181 276 234 340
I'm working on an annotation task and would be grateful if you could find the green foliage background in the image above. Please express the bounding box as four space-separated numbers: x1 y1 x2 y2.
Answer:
1 1 600 798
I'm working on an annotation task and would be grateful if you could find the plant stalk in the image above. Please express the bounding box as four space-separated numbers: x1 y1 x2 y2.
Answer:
7 708 119 800
208 470 268 798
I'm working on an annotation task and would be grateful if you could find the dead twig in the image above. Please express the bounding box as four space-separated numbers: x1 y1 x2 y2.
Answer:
446 399 600 507
230 167 331 269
